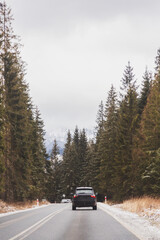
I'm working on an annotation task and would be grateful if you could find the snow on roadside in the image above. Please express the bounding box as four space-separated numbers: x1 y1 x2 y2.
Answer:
1 201 159 239
141 208 160 228
0 204 49 218
98 202 160 240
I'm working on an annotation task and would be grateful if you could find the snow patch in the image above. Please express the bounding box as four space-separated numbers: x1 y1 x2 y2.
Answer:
98 202 160 240
0 204 49 218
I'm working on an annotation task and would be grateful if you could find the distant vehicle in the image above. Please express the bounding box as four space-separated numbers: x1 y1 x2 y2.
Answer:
61 199 72 203
72 187 97 210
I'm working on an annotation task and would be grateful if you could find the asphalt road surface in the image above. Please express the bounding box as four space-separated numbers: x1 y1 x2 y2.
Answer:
0 203 139 240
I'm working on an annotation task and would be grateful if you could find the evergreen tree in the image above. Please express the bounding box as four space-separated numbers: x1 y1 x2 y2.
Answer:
98 85 118 199
62 131 74 197
73 126 79 151
62 128 90 195
142 148 160 195
114 63 139 200
140 75 160 151
79 129 88 186
0 70 5 195
29 107 47 200
133 69 152 196
83 140 95 187
137 69 160 196
0 1 50 202
95 101 104 144
120 61 136 93
155 48 160 75
94 101 105 186
0 2 35 201
71 127 80 188
49 139 61 202
138 68 152 115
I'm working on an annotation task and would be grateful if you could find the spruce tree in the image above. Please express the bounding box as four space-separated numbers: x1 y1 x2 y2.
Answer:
29 107 47 200
92 101 105 193
62 131 73 197
155 48 160 75
84 140 96 187
137 68 160 196
120 61 136 93
142 148 160 195
79 129 88 186
138 68 152 115
73 126 79 151
49 139 61 202
95 101 104 144
0 71 5 195
98 85 118 199
140 75 160 151
0 1 35 201
62 128 90 195
0 1 49 202
114 62 139 200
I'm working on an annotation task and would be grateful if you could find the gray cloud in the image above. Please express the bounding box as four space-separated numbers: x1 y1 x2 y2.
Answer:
10 0 160 35
7 0 160 134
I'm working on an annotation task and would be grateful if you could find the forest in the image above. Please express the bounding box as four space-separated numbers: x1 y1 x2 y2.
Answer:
0 2 160 203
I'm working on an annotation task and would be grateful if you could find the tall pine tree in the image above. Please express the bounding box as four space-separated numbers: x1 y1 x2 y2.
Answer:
138 68 152 115
49 139 61 202
0 1 35 201
114 62 139 201
137 64 160 195
98 85 118 199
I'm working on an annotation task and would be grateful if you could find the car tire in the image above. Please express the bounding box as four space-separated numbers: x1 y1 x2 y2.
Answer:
93 205 97 210
72 205 76 210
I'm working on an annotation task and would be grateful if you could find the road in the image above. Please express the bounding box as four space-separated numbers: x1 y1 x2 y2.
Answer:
0 203 139 240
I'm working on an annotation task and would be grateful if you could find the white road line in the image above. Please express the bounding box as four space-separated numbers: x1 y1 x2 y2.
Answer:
18 213 56 240
9 206 68 240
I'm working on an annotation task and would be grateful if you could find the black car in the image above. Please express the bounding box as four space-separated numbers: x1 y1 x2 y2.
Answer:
72 187 97 210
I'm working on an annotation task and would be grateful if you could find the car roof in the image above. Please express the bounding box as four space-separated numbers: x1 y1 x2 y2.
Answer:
76 187 93 189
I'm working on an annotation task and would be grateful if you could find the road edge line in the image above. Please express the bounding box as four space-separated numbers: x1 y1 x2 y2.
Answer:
98 203 143 240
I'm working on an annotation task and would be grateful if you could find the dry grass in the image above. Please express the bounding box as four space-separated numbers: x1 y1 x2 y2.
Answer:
121 197 160 214
104 197 160 227
0 199 49 213
120 197 160 228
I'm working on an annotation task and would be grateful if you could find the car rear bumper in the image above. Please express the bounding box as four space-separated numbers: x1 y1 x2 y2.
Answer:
73 202 96 207
73 199 97 207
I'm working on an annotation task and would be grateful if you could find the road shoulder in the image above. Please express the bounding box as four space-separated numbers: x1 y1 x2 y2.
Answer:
98 202 160 240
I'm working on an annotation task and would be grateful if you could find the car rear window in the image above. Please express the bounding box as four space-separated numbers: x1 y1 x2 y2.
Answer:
76 189 93 195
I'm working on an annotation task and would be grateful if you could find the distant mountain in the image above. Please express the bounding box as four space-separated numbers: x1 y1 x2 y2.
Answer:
45 129 67 155
45 128 94 156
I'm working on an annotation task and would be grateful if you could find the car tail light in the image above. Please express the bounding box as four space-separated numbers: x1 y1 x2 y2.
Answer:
91 195 96 198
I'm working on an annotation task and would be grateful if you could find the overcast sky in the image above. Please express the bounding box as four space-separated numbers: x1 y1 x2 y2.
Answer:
6 0 160 135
